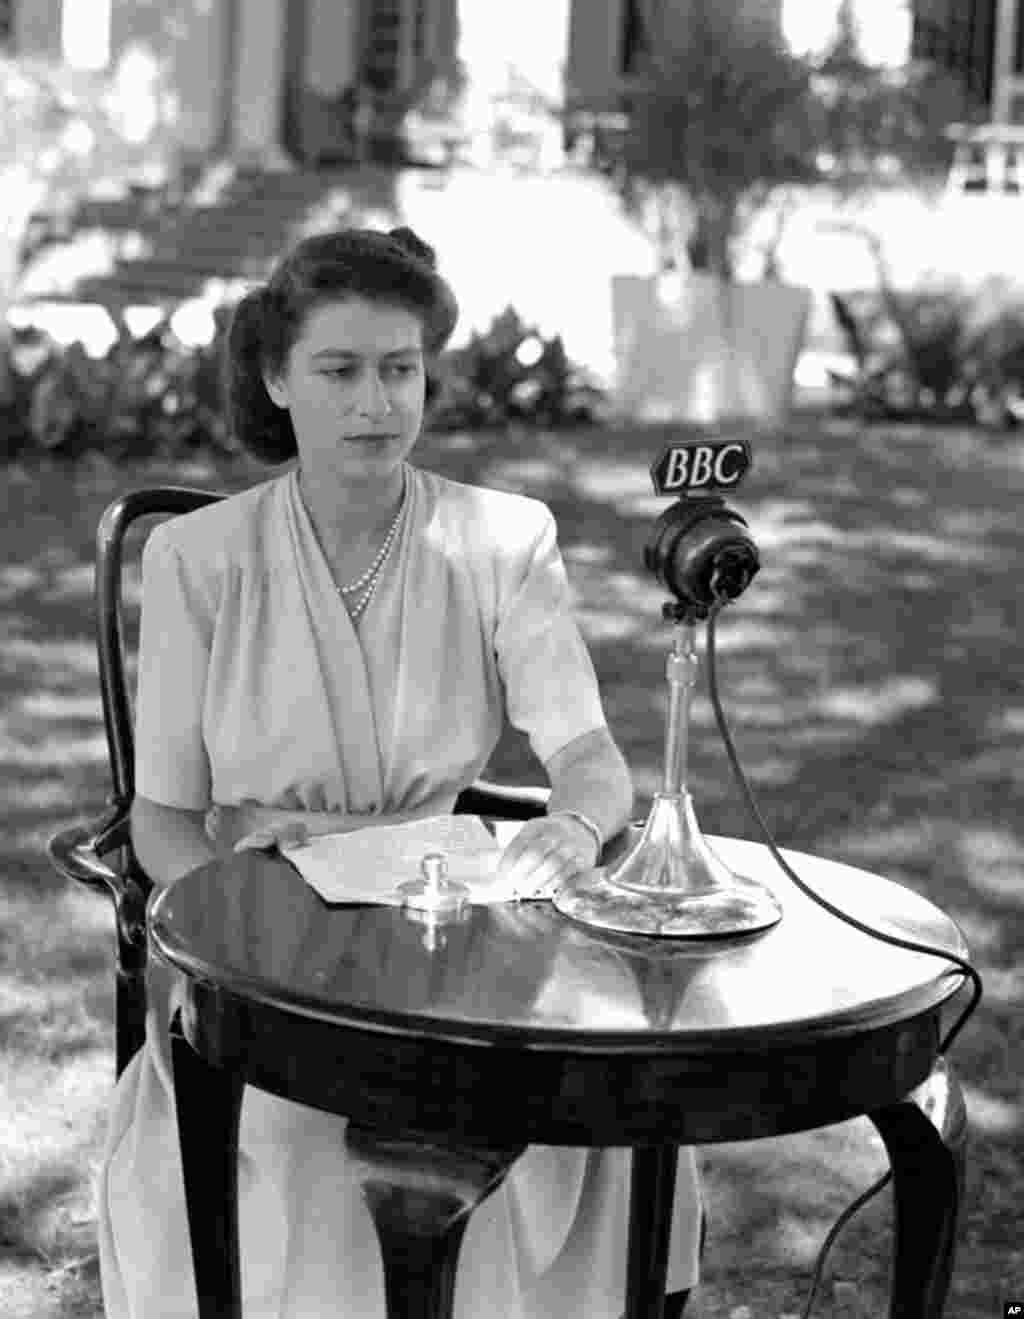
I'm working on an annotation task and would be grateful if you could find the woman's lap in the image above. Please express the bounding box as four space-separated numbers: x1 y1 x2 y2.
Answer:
98 1032 702 1318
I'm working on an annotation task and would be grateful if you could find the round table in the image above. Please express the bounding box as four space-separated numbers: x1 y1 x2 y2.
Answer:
150 829 970 1319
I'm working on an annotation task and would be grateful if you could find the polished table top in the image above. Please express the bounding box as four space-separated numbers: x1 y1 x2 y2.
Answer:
151 829 968 1051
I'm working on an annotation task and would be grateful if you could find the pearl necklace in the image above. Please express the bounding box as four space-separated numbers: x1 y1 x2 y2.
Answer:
337 477 407 623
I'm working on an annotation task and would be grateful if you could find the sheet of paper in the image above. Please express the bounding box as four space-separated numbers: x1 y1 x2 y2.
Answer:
280 814 537 906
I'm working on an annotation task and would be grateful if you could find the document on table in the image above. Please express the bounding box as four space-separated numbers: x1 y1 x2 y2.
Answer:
280 814 535 906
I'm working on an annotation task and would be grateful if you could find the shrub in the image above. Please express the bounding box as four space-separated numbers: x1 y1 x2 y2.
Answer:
3 309 233 463
1 303 607 464
428 306 606 431
829 283 1024 427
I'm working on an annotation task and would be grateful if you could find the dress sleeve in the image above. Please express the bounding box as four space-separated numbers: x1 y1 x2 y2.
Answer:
494 506 608 766
133 525 213 809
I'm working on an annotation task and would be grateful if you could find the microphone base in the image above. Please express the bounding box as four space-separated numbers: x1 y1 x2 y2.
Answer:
552 791 783 939
553 868 782 937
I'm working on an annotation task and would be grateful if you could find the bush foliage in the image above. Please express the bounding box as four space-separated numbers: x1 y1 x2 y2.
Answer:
431 306 605 430
828 279 1024 427
1 303 606 463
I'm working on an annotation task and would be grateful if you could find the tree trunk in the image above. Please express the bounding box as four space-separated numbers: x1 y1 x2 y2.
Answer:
685 192 736 282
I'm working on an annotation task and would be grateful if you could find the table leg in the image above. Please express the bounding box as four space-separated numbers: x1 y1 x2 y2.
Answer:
624 1145 679 1319
170 1014 245 1319
868 1056 967 1319
345 1124 526 1319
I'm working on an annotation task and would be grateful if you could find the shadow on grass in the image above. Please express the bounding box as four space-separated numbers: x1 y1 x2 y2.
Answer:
1 417 1022 1316
0 1166 82 1256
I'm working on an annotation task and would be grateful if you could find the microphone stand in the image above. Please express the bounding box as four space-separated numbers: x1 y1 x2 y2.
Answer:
554 588 782 939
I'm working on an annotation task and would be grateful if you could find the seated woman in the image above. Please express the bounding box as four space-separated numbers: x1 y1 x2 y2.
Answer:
96 225 703 1318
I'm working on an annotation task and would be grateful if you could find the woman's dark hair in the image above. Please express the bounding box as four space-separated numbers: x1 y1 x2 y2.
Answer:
222 225 458 463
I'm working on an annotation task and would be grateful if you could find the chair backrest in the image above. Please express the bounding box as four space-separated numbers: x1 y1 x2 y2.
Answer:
97 488 223 813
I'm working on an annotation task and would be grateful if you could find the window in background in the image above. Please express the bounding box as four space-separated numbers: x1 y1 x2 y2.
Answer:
61 0 111 71
0 0 14 51
413 0 428 60
784 0 912 67
911 0 996 113
364 0 403 94
621 0 650 78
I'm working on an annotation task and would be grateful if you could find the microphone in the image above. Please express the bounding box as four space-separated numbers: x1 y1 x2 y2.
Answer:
644 437 760 618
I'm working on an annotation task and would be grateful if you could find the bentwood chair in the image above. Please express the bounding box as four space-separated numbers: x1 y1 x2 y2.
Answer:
46 486 550 1080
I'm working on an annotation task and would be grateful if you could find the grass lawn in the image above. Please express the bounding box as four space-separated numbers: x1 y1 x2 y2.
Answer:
1 412 1021 1318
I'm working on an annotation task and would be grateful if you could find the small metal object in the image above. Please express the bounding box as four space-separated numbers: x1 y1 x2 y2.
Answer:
395 851 470 918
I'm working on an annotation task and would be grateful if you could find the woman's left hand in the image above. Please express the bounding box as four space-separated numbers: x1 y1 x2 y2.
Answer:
497 814 601 899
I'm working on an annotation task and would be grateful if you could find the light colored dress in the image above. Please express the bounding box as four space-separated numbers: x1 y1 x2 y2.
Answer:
96 462 702 1318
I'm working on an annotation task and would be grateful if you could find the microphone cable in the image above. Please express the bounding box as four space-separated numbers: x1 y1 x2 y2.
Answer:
703 592 983 1319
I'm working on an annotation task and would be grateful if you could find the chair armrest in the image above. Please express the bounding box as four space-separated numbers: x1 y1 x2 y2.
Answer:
455 779 551 820
47 802 149 949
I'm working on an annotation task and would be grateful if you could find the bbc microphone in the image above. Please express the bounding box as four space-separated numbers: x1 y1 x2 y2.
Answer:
645 438 760 619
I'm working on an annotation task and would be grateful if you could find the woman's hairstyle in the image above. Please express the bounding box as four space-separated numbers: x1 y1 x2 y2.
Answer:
222 225 458 463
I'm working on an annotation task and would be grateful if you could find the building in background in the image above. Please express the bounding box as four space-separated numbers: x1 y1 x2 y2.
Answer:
564 0 783 117
912 0 1024 197
910 0 1024 124
6 0 458 167
11 1 1023 169
0 0 14 50
911 0 998 116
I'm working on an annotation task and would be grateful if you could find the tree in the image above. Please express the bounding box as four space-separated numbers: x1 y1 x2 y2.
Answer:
607 0 973 281
0 53 174 403
616 0 818 281
809 0 977 196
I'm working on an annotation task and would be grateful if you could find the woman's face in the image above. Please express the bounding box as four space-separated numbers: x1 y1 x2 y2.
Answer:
263 296 426 481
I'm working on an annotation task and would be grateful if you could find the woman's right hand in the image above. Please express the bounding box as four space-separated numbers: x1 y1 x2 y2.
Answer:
206 804 318 853
232 820 310 853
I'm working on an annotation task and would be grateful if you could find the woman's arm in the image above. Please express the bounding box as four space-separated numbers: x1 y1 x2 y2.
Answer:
132 794 218 892
497 727 635 893
544 726 634 846
132 795 220 1040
